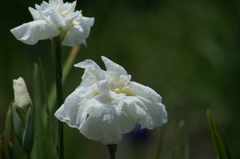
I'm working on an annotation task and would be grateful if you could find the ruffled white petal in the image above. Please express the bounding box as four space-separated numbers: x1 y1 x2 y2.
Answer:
65 11 81 24
124 82 167 128
82 17 95 28
61 16 94 47
101 56 128 76
28 7 41 20
80 17 95 44
54 82 97 127
96 79 118 102
55 89 136 144
125 96 167 129
61 25 84 47
126 81 162 103
10 20 60 45
74 59 105 81
40 1 70 28
49 0 63 7
74 59 101 70
60 1 76 16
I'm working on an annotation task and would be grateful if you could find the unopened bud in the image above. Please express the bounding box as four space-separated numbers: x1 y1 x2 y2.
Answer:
13 77 32 111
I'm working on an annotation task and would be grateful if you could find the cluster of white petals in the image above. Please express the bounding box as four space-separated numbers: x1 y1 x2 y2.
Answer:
13 77 32 110
10 0 94 47
54 56 168 145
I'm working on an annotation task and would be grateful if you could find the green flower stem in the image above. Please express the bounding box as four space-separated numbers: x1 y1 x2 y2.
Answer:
47 44 81 117
52 36 64 159
107 144 117 159
26 152 31 159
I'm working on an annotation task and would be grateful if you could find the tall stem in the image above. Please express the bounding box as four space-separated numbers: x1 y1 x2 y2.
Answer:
26 152 31 159
107 144 117 159
52 36 64 159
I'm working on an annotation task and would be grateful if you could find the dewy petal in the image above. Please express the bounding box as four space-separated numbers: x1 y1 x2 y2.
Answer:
28 7 41 20
10 20 60 45
101 56 128 76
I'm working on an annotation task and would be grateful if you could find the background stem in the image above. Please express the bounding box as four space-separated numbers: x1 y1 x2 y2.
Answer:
52 36 64 159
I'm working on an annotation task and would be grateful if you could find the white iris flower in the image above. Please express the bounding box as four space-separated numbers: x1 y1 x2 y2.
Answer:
13 77 32 111
10 0 94 47
54 56 168 145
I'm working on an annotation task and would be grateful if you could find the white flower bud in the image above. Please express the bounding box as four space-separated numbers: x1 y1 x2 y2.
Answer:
13 77 32 110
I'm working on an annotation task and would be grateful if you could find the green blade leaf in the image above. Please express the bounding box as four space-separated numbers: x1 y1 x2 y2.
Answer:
33 63 48 159
220 125 232 159
207 109 228 159
22 107 34 152
4 104 14 159
207 109 222 158
39 58 58 159
184 138 189 159
11 102 24 145
172 120 184 159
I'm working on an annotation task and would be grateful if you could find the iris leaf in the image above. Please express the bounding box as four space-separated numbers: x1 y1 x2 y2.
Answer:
33 63 48 159
39 58 58 159
3 104 14 159
207 109 229 159
172 120 184 159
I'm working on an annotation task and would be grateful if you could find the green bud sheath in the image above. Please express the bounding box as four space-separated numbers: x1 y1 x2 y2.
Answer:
11 102 24 145
22 107 34 152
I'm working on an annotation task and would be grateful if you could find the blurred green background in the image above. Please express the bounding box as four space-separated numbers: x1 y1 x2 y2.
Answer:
1 0 240 158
